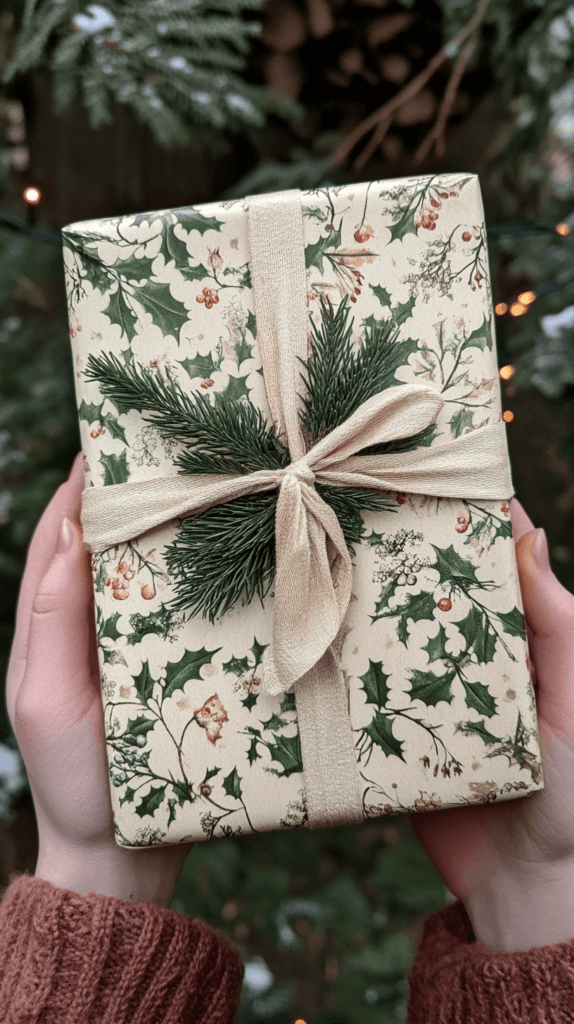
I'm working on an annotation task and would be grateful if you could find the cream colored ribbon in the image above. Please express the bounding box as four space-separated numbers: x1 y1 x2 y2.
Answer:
81 189 514 829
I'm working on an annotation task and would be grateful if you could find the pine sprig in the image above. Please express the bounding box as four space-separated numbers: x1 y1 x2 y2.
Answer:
84 351 289 475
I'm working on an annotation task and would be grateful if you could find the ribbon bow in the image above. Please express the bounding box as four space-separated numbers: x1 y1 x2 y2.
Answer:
81 188 514 829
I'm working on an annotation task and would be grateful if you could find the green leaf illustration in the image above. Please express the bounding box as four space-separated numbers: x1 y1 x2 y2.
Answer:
247 736 261 765
266 733 303 777
261 712 288 732
371 579 400 619
125 714 157 740
79 398 104 424
455 719 502 746
131 280 190 342
80 250 113 293
100 411 128 445
93 559 107 594
360 660 391 707
178 353 218 380
215 374 250 403
385 336 421 382
251 637 268 668
127 607 173 645
387 205 418 243
180 262 209 282
462 314 492 353
167 798 178 827
120 347 134 368
223 654 250 678
98 611 123 643
159 221 191 267
453 605 497 664
364 711 406 761
132 660 156 706
497 606 526 639
372 590 437 644
407 667 456 707
460 677 497 718
99 449 130 486
370 283 391 308
179 210 224 236
431 543 480 589
233 332 253 366
280 692 296 713
422 622 450 663
103 282 139 342
119 785 136 806
391 295 416 327
246 310 257 339
242 693 258 711
223 767 243 800
114 254 152 282
450 407 474 438
203 766 220 783
304 231 338 273
163 646 222 700
135 783 167 818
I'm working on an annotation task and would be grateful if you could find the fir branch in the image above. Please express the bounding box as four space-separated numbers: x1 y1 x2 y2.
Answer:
316 485 397 556
299 296 400 446
84 351 289 475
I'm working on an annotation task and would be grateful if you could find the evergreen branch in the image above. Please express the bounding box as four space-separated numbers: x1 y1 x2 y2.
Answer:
299 295 401 447
84 351 289 474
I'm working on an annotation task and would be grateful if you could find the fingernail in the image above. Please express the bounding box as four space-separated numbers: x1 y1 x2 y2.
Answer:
531 528 550 573
57 516 75 555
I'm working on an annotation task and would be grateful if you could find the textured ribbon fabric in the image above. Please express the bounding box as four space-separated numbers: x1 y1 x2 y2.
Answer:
80 188 514 830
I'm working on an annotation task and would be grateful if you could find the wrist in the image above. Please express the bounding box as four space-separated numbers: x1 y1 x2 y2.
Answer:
463 860 574 952
35 834 192 910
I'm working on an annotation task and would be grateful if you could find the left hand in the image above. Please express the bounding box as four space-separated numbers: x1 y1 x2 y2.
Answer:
5 452 194 908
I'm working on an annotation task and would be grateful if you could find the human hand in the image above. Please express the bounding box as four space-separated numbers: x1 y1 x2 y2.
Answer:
409 496 574 951
5 452 194 908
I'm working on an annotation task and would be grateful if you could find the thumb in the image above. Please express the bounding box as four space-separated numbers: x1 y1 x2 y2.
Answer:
515 527 574 726
20 516 97 725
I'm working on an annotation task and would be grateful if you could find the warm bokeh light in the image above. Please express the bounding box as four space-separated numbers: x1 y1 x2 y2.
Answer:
509 301 527 317
556 222 571 236
494 302 508 315
518 290 536 305
499 365 516 380
23 186 41 204
294 1020 307 1023
503 410 514 422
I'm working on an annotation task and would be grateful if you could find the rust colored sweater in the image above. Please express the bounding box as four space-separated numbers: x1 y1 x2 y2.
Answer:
2 873 574 1023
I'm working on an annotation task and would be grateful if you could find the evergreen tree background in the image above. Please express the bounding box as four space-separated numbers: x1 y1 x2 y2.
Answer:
1 1 574 1020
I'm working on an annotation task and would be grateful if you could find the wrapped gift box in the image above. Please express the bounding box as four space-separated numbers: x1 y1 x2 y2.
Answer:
62 173 543 849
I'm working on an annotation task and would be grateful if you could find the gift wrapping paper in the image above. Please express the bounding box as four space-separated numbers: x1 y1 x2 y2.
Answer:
62 173 543 848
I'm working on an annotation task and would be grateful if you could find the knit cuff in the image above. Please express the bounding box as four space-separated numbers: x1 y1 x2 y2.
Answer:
406 899 574 1023
0 872 244 1024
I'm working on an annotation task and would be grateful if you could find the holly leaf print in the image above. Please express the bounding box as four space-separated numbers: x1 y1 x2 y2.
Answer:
203 766 221 783
178 209 224 236
222 767 243 800
121 347 134 368
98 611 123 643
79 398 104 425
178 353 219 380
453 605 497 664
407 667 456 707
135 783 166 818
450 407 474 438
130 280 189 343
387 205 418 243
127 608 173 645
247 736 261 765
113 254 153 282
242 693 258 711
461 314 493 354
431 544 480 589
360 660 391 707
460 677 497 718
100 411 128 446
103 282 139 342
215 374 250 403
304 225 342 273
280 692 296 713
163 646 222 701
233 333 253 366
370 283 391 309
422 622 450 664
391 295 416 328
167 798 178 828
364 711 406 761
455 719 503 746
132 660 156 706
80 250 113 294
158 221 191 267
119 785 136 806
497 606 526 640
266 733 303 777
93 559 107 594
125 714 157 741
223 654 250 678
251 637 268 668
246 310 257 340
180 262 209 282
385 336 421 383
371 579 400 619
372 590 436 637
261 713 288 731
99 450 130 486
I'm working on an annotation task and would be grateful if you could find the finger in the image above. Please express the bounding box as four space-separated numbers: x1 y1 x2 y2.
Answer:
510 496 536 545
16 514 97 731
6 453 85 716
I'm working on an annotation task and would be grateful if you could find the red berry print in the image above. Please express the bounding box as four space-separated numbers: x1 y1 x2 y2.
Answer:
501 502 510 515
141 584 155 600
462 231 472 241
113 588 129 600
90 430 98 439
201 378 214 389
430 198 441 209
455 521 469 533
439 192 449 199
196 287 219 310
325 223 334 233
395 492 406 505
437 598 452 612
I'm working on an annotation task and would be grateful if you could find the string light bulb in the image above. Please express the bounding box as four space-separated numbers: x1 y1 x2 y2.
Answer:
517 290 536 305
509 301 527 317
499 365 516 380
503 410 514 422
494 302 508 315
556 222 571 236
23 186 41 204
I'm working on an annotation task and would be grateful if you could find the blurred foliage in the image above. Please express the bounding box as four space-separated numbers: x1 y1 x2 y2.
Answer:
1 0 574 1021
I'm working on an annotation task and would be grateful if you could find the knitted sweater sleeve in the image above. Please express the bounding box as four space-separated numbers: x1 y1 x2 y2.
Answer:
0 873 244 1024
406 898 574 1022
